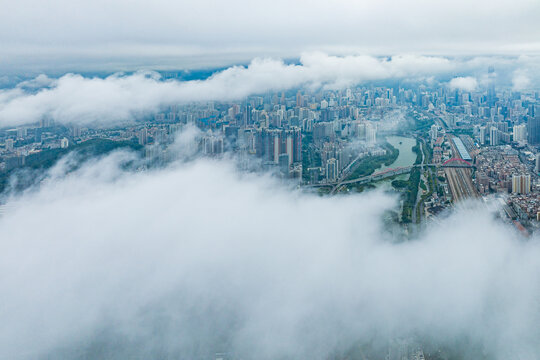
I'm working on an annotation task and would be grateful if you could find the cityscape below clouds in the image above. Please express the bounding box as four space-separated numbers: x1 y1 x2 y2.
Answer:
0 1 540 359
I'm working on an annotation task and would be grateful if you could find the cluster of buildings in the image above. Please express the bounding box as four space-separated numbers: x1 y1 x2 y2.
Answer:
1 86 395 182
474 147 529 194
2 68 540 228
415 71 540 229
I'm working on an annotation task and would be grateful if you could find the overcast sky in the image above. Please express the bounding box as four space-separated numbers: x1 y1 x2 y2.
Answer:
1 0 540 72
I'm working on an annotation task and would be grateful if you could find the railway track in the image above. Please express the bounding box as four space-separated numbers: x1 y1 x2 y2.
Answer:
444 168 478 202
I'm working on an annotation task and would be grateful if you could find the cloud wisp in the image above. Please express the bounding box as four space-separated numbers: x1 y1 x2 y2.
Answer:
0 147 539 359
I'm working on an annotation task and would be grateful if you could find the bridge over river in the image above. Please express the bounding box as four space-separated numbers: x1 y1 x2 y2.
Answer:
308 158 474 192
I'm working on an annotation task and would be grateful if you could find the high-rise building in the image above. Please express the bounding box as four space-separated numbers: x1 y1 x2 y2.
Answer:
16 127 27 139
320 99 328 109
535 153 540 174
487 66 496 106
70 125 81 138
285 134 294 166
365 122 377 144
490 127 499 146
326 158 339 182
512 174 531 194
296 91 303 107
513 124 527 142
479 126 486 145
430 124 438 142
272 132 280 163
5 138 14 152
203 135 224 155
527 110 540 144
278 153 290 176
138 128 148 146
34 129 42 143
292 127 302 163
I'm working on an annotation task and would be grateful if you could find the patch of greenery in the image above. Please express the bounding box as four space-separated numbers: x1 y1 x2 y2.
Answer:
0 138 142 195
347 183 375 193
412 141 423 165
421 140 432 164
317 187 331 196
391 179 409 189
345 142 399 180
401 167 421 223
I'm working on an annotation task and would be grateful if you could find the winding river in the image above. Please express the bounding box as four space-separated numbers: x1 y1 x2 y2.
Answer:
372 135 417 190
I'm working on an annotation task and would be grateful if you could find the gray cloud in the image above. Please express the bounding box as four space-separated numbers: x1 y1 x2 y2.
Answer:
0 0 540 71
0 144 539 359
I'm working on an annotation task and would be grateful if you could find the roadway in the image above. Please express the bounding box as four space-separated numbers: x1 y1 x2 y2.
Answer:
411 138 426 223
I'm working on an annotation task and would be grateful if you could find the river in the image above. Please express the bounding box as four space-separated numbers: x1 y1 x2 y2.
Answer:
372 135 417 190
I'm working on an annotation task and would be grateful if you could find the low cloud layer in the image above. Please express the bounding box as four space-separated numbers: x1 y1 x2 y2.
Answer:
0 148 539 359
1 53 539 128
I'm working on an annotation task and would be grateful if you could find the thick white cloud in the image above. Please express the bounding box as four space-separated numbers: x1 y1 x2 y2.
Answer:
512 70 532 90
0 149 539 359
1 53 538 127
0 0 539 71
448 76 479 92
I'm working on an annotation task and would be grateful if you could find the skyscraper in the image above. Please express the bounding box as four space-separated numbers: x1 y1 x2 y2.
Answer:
527 107 540 145
365 122 377 144
296 91 303 107
285 134 293 166
490 127 499 146
487 66 496 106
513 124 527 142
278 153 290 176
479 126 486 145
